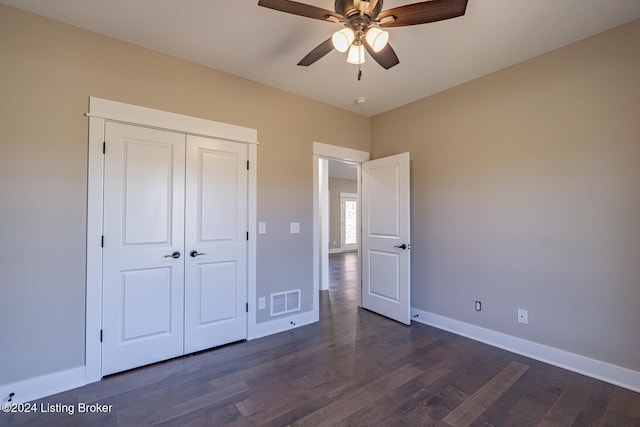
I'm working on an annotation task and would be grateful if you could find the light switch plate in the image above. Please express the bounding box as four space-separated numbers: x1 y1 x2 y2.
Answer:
290 222 300 234
258 222 266 234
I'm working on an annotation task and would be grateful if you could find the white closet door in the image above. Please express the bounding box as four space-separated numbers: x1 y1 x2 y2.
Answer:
184 136 248 353
102 122 186 375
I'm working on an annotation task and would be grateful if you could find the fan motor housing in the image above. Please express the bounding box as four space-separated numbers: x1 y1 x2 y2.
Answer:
335 0 383 19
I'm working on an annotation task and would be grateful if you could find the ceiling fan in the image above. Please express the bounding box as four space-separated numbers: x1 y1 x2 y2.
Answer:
258 0 468 77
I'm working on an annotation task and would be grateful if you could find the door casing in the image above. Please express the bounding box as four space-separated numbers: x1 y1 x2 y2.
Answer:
313 142 369 308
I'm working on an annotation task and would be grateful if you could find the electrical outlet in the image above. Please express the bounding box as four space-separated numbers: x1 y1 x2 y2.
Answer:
258 222 266 234
475 301 482 312
258 297 266 310
518 308 528 324
290 222 300 234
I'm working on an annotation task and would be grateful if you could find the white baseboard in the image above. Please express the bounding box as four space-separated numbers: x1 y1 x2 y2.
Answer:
0 367 85 404
411 308 640 393
249 310 318 340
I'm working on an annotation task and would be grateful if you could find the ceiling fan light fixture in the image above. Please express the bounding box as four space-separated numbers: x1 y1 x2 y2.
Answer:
259 0 468 70
365 27 389 52
347 43 366 64
332 27 355 53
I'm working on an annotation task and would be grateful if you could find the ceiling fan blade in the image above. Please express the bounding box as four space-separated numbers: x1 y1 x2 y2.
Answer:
258 0 342 22
368 0 380 14
298 38 334 66
378 0 468 27
363 41 399 70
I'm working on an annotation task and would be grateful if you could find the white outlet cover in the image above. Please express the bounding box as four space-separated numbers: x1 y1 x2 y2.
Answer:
518 308 528 324
258 222 266 234
290 222 300 234
258 297 266 310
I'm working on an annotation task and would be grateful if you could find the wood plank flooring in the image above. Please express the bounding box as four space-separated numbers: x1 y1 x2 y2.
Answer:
2 251 639 426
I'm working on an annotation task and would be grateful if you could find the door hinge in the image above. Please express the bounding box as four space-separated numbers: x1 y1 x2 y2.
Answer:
246 160 249 170
100 329 103 342
103 141 106 154
246 231 249 241
246 303 248 313
101 236 104 247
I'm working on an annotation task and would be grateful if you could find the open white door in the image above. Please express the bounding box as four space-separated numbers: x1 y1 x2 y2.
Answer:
361 152 411 325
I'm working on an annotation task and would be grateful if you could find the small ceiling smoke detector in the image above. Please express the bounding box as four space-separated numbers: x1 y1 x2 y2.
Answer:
355 97 366 105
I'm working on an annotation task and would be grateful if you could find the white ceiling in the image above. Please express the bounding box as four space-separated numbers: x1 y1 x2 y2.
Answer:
3 0 639 116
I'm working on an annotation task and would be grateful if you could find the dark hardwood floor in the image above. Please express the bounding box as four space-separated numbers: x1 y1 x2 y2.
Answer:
3 251 639 426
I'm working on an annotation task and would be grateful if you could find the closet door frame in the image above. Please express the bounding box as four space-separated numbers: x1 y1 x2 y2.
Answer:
86 97 258 383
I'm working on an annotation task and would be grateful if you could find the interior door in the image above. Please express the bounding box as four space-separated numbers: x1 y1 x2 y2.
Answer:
361 152 411 325
184 136 248 353
102 122 186 375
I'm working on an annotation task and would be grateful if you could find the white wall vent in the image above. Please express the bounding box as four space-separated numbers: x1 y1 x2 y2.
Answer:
270 289 301 317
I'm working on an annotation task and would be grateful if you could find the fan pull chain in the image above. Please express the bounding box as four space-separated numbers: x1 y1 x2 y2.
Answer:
357 46 363 80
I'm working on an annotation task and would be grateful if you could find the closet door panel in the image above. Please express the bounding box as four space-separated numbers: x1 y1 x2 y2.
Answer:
184 136 248 353
102 122 185 375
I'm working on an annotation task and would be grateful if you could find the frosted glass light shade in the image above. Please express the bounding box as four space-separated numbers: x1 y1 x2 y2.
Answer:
332 28 355 53
365 27 389 52
347 43 366 64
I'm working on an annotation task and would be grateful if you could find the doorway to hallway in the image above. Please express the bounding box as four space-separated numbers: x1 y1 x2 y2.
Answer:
313 142 412 326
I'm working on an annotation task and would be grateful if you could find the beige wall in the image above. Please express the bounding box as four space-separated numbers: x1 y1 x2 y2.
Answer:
328 178 357 250
0 5 370 386
371 20 640 371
